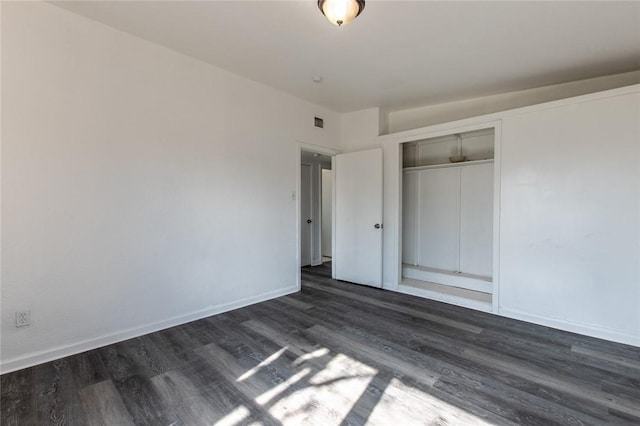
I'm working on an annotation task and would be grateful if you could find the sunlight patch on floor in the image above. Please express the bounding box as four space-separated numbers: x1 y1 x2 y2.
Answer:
266 353 377 424
256 368 311 406
237 346 288 382
367 377 494 425
215 405 250 426
293 347 330 366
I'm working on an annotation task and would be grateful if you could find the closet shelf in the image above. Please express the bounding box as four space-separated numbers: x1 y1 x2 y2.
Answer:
403 158 493 172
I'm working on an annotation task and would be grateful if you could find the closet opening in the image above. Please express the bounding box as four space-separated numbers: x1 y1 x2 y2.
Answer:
400 127 497 311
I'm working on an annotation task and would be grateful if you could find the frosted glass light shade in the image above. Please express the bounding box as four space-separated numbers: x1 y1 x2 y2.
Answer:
318 0 365 26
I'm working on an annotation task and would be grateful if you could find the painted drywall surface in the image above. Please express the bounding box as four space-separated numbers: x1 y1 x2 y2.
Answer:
321 170 333 258
340 108 381 152
387 70 640 133
499 92 640 338
1 2 339 370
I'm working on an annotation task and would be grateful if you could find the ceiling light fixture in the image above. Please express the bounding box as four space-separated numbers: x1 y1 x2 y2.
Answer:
318 0 365 27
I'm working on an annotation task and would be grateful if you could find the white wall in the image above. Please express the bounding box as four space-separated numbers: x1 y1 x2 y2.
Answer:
1 2 340 372
387 71 640 133
340 108 382 152
499 91 640 341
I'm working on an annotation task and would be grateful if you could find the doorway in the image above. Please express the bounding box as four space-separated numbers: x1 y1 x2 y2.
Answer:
299 149 333 271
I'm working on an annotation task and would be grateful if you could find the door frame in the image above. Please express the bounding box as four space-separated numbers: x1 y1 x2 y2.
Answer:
390 120 502 312
296 142 340 291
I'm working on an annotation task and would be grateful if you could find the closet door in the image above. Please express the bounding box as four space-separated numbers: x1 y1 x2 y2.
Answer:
417 168 459 271
459 164 494 278
402 171 418 265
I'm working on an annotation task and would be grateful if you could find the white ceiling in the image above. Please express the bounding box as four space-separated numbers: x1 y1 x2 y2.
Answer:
53 1 640 113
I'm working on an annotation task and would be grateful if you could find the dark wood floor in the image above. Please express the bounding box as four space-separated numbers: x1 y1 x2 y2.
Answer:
2 263 640 425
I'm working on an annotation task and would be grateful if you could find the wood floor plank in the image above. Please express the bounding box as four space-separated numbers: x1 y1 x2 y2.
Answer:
112 374 179 426
79 380 134 426
278 295 315 310
34 359 88 426
0 367 37 425
572 344 640 372
98 337 172 382
151 370 222 425
304 279 483 334
68 350 110 389
464 346 640 420
242 319 323 358
306 324 441 387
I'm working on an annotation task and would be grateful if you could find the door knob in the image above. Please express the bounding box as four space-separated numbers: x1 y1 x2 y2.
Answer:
307 219 312 224
374 223 382 229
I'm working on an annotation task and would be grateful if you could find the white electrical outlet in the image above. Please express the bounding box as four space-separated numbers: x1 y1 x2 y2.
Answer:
16 310 31 327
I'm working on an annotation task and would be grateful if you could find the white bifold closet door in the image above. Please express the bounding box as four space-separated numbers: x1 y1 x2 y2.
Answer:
417 168 460 271
459 164 494 277
403 162 493 278
402 171 419 266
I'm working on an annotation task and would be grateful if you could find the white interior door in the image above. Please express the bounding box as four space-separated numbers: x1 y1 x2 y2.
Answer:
335 148 383 287
300 164 312 267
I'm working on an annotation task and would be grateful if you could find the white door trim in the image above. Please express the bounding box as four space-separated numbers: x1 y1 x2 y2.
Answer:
391 120 502 310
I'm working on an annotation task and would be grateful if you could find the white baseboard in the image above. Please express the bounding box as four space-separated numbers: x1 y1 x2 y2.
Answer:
0 286 298 375
499 308 640 348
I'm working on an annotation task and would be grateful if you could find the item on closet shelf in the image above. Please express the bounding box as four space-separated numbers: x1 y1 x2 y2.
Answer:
449 155 467 163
